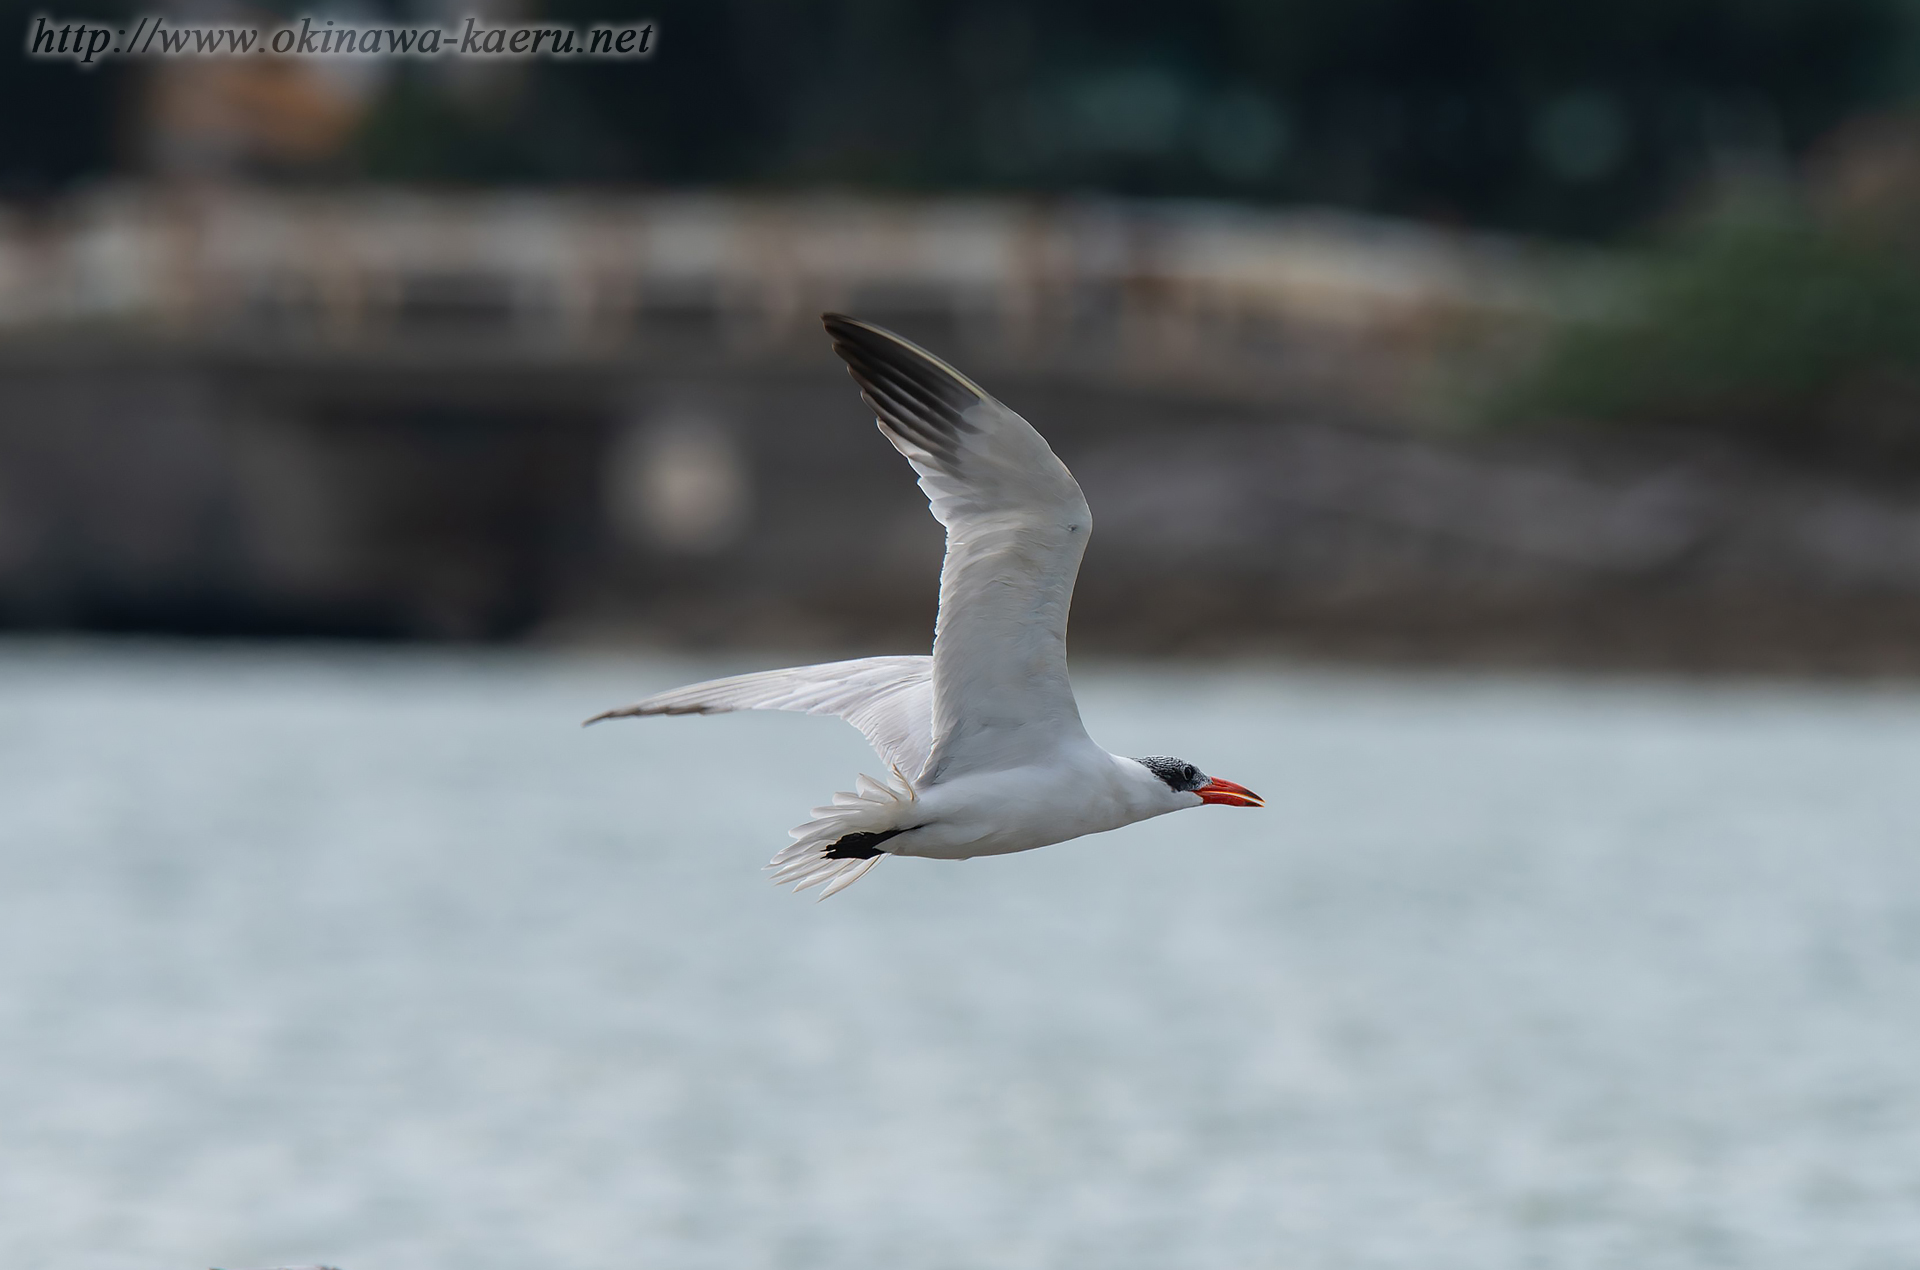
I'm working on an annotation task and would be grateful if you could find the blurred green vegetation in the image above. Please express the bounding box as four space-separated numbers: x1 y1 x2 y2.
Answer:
1502 197 1920 466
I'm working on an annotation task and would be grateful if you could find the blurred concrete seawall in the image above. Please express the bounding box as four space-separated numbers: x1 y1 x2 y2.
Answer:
4 188 1920 669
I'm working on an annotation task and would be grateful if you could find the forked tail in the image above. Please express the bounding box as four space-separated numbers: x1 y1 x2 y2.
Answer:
769 770 917 899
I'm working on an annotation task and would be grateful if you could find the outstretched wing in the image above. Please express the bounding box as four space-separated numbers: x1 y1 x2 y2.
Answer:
585 656 934 778
821 314 1094 783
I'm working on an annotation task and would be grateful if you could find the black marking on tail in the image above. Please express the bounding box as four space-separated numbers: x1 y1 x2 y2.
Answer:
825 827 908 859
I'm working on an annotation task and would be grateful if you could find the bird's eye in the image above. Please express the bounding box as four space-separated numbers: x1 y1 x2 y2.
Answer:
1183 765 1196 781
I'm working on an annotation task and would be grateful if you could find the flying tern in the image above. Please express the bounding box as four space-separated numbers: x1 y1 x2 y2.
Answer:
588 314 1262 897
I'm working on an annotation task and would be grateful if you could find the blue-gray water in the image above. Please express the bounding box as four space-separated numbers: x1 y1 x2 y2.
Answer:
3 641 1919 1270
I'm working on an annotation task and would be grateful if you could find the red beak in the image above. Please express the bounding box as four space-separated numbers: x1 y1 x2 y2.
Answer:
1196 777 1263 807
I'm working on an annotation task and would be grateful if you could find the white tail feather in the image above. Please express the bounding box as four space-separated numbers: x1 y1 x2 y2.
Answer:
768 767 917 899
818 856 883 898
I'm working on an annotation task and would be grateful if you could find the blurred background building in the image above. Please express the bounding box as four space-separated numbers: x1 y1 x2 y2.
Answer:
9 0 1920 667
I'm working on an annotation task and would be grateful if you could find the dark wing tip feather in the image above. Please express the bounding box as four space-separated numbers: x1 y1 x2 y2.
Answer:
582 703 701 725
821 313 988 467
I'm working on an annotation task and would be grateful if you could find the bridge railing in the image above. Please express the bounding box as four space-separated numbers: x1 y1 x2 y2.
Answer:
0 187 1577 404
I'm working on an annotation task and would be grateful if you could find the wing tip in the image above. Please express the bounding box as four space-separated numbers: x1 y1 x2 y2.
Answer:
819 312 990 398
819 312 901 372
819 313 995 470
820 311 878 356
584 702 713 726
820 310 880 339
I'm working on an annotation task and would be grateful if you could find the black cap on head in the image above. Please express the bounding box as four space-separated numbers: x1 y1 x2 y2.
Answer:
1137 755 1208 793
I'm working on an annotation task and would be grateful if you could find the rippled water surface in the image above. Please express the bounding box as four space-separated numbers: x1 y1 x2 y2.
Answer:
3 641 1920 1270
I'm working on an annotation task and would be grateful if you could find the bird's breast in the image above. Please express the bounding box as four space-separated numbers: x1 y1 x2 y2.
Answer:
888 756 1144 860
